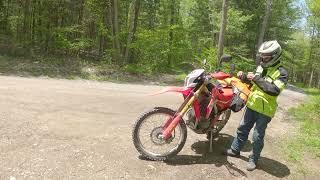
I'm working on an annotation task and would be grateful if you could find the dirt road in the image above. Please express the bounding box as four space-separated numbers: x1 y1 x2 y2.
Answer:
0 76 310 179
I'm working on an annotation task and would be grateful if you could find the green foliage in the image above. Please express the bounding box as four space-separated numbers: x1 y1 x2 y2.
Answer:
307 0 320 17
131 28 169 73
231 56 256 72
267 0 300 42
225 8 253 56
0 0 318 87
123 63 149 74
195 47 218 71
186 0 213 50
283 32 310 77
131 25 192 73
52 26 94 53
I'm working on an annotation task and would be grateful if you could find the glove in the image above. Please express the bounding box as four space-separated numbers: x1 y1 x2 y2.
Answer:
237 71 243 77
255 65 264 76
247 72 255 80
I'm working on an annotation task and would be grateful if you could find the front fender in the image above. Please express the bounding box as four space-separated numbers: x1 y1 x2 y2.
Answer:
150 86 193 96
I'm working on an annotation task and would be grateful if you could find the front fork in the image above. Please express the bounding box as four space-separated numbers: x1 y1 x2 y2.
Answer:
162 84 206 139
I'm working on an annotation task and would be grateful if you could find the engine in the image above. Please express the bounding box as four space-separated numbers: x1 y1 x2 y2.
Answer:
185 90 212 134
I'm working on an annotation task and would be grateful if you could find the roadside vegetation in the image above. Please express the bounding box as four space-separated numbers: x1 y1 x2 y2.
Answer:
1 0 320 88
0 55 186 85
285 88 320 174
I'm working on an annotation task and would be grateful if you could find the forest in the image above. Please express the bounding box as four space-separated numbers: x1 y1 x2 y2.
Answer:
0 0 319 87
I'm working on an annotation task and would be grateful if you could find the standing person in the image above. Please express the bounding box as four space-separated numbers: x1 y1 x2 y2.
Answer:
224 40 288 171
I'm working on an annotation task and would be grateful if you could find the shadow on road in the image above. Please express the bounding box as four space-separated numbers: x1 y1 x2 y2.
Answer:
165 134 248 177
164 134 290 178
239 156 291 178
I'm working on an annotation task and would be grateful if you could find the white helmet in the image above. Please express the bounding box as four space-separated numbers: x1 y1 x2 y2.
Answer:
257 40 282 68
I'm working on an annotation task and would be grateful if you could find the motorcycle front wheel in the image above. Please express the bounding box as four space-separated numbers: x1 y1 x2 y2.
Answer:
132 107 187 161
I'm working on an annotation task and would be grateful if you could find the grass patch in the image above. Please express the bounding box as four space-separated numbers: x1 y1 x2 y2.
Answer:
286 88 320 162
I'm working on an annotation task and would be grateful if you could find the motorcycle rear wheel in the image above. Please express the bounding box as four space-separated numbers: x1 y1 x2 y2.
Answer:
132 107 187 161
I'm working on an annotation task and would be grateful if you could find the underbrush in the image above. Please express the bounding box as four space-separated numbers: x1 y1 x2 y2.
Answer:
0 55 184 85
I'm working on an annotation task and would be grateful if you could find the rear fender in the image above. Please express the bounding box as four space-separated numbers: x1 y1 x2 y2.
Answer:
150 86 193 96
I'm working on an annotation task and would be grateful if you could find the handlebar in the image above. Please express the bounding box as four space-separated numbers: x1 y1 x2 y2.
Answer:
204 74 212 81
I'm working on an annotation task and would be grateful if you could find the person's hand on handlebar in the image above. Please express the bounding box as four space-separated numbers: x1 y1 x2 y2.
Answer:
237 71 255 80
237 71 244 78
247 72 255 80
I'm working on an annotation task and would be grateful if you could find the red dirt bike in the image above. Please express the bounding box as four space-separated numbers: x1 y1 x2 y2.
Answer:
132 55 251 161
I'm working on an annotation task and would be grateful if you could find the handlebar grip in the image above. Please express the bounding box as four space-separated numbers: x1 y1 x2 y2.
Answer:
205 75 212 80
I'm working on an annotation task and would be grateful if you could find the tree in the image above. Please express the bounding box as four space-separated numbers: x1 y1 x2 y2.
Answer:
306 0 320 87
124 0 140 63
0 0 314 84
113 0 121 62
256 0 272 65
217 0 229 63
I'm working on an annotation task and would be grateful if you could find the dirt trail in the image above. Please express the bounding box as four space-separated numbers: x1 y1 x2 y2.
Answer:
0 76 312 179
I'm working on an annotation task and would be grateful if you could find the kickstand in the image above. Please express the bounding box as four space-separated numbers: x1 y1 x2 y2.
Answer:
209 130 213 153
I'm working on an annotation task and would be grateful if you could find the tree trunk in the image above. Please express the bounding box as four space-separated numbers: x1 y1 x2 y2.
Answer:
113 0 122 63
256 0 272 66
1 0 11 33
211 1 216 46
124 0 141 63
217 0 229 64
99 35 105 57
309 68 314 88
37 0 43 51
106 1 117 62
78 0 85 25
307 24 316 87
31 0 36 47
45 21 50 53
7 0 11 32
23 0 31 46
317 75 320 89
168 0 176 67
303 73 308 85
